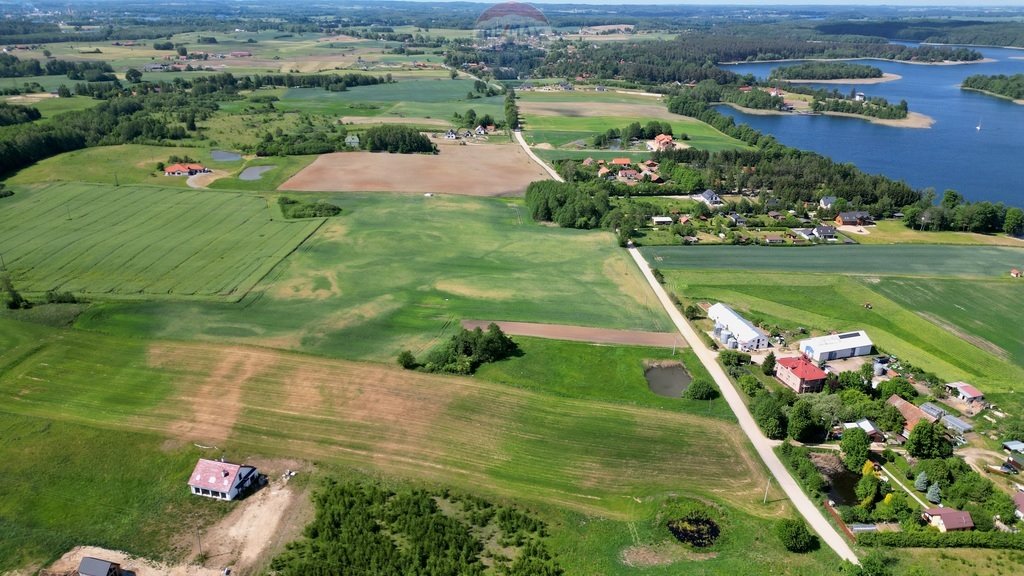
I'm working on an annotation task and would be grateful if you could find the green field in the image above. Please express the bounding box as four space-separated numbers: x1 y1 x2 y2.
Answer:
850 220 1024 247
75 193 669 361
0 182 322 299
523 114 749 153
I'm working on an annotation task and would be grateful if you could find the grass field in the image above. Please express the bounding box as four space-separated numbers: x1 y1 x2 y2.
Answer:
0 182 322 299
276 79 506 120
75 193 669 361
852 220 1024 247
523 113 749 153
0 317 838 574
207 154 318 192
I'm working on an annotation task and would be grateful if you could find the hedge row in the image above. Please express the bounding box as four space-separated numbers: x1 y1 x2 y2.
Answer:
857 530 1024 550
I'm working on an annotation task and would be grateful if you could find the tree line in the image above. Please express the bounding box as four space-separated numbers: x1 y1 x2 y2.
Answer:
770 62 884 80
0 53 114 79
962 73 1024 100
0 102 41 126
816 20 1024 50
902 189 1023 236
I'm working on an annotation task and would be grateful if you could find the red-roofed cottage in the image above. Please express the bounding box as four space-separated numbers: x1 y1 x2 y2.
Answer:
946 381 984 403
611 157 632 166
165 163 210 176
187 458 259 501
776 355 828 394
922 508 974 532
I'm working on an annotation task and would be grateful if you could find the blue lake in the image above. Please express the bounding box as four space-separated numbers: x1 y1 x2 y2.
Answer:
720 45 1024 205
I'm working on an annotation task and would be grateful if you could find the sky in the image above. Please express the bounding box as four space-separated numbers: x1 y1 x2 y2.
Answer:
466 0 1024 6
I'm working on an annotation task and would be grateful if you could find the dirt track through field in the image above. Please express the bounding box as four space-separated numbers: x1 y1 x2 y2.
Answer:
278 143 550 196
462 320 684 348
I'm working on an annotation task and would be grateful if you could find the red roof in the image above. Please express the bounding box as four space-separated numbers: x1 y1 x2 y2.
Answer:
777 355 827 381
951 382 984 399
188 458 242 491
611 157 632 166
165 163 206 173
887 394 936 432
924 507 974 531
1013 491 1024 514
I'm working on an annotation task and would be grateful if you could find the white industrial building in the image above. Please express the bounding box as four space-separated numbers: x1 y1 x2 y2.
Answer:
799 331 874 362
707 303 769 350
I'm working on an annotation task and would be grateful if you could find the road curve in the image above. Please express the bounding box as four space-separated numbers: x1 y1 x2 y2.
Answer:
626 246 860 565
513 129 564 182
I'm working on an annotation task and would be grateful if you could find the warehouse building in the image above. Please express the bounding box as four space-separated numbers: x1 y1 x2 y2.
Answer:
707 303 769 350
798 331 874 363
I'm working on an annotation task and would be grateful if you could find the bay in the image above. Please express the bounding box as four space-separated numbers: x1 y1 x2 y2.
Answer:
720 45 1024 205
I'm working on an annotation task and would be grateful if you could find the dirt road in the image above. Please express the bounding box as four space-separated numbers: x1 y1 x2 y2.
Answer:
514 129 564 182
626 246 860 565
461 320 684 348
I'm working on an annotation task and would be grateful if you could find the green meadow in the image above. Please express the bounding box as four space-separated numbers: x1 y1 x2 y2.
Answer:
0 182 322 299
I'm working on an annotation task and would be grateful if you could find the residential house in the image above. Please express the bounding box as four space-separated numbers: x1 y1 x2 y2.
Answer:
819 196 838 210
164 163 209 176
1011 268 1021 278
835 211 873 226
708 303 769 350
887 394 938 438
922 508 974 532
77 557 121 576
946 381 984 404
728 213 747 227
597 166 612 179
813 225 837 241
698 189 724 207
842 418 884 442
344 134 360 147
474 125 488 135
776 355 829 394
641 160 660 171
798 331 874 363
640 170 664 183
444 129 458 140
853 92 866 102
187 458 260 501
763 235 785 245
582 157 595 167
617 169 640 183
793 228 816 241
767 210 783 221
648 133 676 152
611 157 632 166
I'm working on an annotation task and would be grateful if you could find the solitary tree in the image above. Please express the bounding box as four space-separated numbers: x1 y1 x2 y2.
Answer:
926 482 942 504
397 350 417 370
775 518 816 553
125 68 142 83
914 471 929 492
685 377 717 401
840 427 870 472
761 351 776 376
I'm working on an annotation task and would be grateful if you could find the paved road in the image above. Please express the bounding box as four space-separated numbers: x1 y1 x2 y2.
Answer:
627 246 861 565
513 129 564 182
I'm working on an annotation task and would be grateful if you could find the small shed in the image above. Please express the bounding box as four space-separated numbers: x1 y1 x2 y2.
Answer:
651 216 673 226
78 557 121 576
941 414 973 435
1002 440 1024 453
946 381 984 403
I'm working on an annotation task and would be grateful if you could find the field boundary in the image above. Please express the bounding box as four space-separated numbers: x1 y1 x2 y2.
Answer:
461 320 684 348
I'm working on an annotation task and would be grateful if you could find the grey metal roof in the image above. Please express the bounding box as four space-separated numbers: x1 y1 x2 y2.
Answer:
941 414 973 433
78 557 115 576
1003 440 1024 453
920 403 947 419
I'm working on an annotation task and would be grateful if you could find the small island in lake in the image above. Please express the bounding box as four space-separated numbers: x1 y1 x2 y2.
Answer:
771 62 882 81
961 73 1024 105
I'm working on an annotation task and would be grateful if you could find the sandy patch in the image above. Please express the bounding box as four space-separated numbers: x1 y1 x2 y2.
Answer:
5 93 57 103
340 115 452 127
435 279 517 300
533 142 554 149
149 345 277 445
837 224 871 235
187 169 231 189
279 144 549 196
781 72 902 85
44 546 221 576
461 320 683 348
317 34 360 43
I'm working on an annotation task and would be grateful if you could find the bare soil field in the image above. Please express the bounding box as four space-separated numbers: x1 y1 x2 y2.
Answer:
518 100 681 121
279 143 549 196
462 320 684 348
340 115 452 127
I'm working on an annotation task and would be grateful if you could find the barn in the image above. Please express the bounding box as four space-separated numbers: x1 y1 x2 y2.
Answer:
798 331 873 363
708 303 769 350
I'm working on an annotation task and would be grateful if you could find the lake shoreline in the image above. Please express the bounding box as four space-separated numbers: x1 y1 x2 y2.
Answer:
719 57 996 66
777 73 902 85
719 102 934 129
960 86 1024 106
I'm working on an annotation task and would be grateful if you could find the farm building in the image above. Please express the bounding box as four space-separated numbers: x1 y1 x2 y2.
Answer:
1014 492 1024 520
887 394 938 438
922 508 974 532
843 419 884 442
835 211 872 226
946 381 984 403
187 458 260 501
1012 269 1022 278
698 189 723 207
941 413 973 435
164 163 209 176
651 216 674 226
345 134 360 147
798 331 873 363
776 355 828 393
77 557 121 576
1003 440 1024 453
708 303 769 350
919 402 947 421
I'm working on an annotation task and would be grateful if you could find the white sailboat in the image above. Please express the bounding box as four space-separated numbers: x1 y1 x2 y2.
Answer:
976 119 982 131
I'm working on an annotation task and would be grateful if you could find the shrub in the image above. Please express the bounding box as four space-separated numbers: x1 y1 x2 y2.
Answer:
278 196 342 218
397 350 417 369
719 350 751 366
685 377 717 400
858 530 1024 550
776 518 817 553
738 374 762 396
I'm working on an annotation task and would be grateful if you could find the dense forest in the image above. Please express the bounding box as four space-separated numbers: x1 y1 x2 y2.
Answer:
0 53 115 80
0 102 41 127
362 124 436 154
270 480 562 576
816 20 1024 49
902 190 1023 236
770 62 883 80
961 74 1024 101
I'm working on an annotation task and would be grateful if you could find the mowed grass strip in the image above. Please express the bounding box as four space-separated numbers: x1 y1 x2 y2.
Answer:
0 182 322 299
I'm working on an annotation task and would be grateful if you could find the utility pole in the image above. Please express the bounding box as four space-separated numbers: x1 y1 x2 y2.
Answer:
195 527 203 558
763 477 772 504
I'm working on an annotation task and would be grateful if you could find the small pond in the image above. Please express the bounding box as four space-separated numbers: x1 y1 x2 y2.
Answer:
239 166 274 181
644 363 692 398
211 150 242 162
827 468 861 506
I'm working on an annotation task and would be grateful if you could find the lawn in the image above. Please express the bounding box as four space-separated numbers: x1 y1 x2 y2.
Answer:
851 220 1024 247
75 193 669 361
0 316 836 574
207 154 318 192
0 182 323 300
523 114 749 152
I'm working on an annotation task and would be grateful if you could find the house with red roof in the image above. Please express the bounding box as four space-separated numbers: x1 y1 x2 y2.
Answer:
647 133 677 152
164 163 210 176
775 355 828 393
1011 268 1021 278
187 458 260 501
946 381 984 404
887 394 938 438
922 507 974 532
611 157 632 166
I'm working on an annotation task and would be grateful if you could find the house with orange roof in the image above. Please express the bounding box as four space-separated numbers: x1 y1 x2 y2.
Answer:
611 157 632 166
164 163 210 176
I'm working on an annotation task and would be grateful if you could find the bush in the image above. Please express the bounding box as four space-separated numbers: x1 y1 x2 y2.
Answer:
685 377 718 400
858 530 1024 550
738 374 763 396
776 518 817 553
719 350 751 367
683 304 703 319
397 350 417 369
278 196 342 218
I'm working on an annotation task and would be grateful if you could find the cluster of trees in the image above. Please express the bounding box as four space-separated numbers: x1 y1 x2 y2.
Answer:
770 62 884 80
277 197 342 219
0 53 115 80
505 86 519 130
902 189 1024 236
1 275 29 310
591 120 674 147
524 181 613 230
811 95 908 120
362 125 436 154
398 324 519 375
255 124 351 156
962 73 1024 101
452 108 496 130
0 102 41 126
270 480 562 575
682 80 785 111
